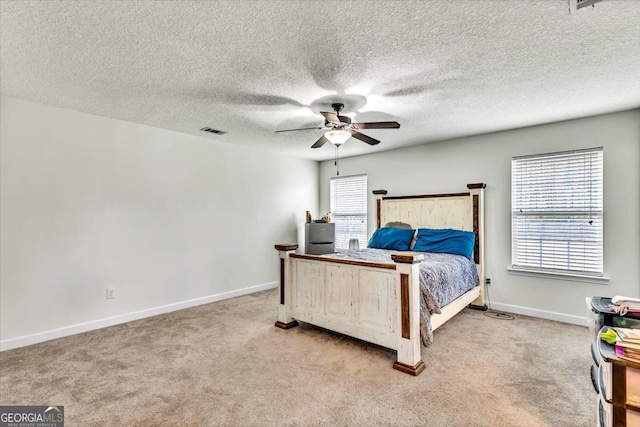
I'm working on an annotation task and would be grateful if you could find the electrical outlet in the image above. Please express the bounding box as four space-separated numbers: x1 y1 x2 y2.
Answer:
485 278 491 285
106 288 115 299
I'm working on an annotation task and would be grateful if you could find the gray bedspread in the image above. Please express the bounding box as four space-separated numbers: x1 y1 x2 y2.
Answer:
324 248 479 346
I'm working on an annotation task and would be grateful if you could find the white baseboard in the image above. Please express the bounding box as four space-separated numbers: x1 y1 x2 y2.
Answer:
0 281 277 352
488 302 588 327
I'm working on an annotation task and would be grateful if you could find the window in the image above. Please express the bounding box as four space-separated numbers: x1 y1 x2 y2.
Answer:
330 174 367 251
511 148 603 276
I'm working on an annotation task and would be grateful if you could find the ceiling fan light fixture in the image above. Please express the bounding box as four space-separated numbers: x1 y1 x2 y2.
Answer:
324 130 351 146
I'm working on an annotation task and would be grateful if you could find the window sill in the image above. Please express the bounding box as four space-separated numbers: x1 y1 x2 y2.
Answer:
507 267 610 284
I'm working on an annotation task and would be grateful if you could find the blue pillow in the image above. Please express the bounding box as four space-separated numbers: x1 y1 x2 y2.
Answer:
412 228 476 258
367 227 415 251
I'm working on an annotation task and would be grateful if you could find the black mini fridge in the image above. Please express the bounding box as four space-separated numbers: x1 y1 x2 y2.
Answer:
305 222 335 255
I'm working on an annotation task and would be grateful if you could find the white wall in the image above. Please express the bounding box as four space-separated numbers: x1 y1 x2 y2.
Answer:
0 96 319 347
320 110 640 322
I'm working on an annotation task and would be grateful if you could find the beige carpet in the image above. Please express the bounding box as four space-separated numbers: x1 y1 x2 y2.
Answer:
0 289 594 426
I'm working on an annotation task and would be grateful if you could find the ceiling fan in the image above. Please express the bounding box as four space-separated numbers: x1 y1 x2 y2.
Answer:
275 103 400 148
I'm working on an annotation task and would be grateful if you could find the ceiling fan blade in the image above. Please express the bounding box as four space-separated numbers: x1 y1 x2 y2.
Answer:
321 111 340 124
351 121 400 129
311 135 329 149
275 126 323 133
338 115 351 124
350 131 380 145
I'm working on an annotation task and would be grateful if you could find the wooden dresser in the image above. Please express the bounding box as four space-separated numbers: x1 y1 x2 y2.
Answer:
588 297 640 426
596 329 640 427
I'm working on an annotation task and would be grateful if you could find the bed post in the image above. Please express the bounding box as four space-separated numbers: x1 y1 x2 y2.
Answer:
274 244 299 329
467 183 487 310
372 190 388 229
391 252 426 376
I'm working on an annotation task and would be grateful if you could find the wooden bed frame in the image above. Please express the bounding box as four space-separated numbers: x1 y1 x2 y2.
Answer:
274 183 486 376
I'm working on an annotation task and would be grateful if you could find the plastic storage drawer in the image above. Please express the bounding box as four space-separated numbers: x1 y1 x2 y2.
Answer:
597 394 612 427
598 360 612 402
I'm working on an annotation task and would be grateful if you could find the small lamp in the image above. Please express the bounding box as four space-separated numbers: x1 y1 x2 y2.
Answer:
324 130 351 146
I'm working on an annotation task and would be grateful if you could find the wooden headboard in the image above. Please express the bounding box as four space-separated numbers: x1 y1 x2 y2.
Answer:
373 183 486 270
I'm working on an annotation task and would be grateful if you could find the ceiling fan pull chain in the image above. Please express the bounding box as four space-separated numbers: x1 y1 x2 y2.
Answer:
335 146 340 176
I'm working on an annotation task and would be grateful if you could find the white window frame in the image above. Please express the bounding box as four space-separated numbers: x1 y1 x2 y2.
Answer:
511 147 604 280
330 174 367 251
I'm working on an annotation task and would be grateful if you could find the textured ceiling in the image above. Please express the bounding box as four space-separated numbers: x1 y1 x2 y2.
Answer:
1 1 639 161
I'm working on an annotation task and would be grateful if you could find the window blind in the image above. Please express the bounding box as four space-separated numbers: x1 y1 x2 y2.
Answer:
330 174 367 251
511 148 603 276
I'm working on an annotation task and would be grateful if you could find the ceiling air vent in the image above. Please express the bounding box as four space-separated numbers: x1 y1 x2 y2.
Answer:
200 127 227 135
569 0 603 13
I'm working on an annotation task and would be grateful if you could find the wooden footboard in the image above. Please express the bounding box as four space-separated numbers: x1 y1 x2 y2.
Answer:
275 244 425 375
